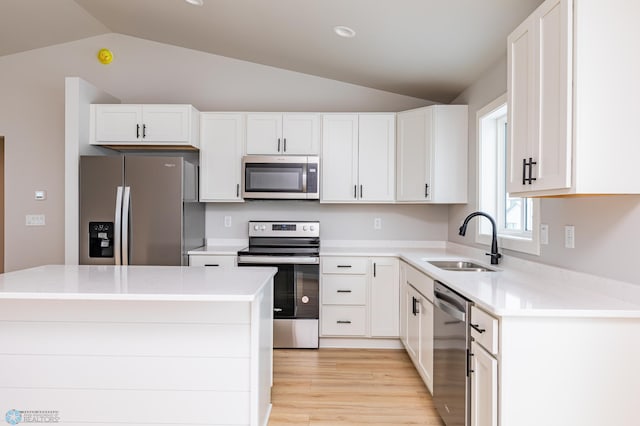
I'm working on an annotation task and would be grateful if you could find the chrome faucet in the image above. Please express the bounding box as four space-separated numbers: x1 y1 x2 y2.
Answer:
458 211 502 265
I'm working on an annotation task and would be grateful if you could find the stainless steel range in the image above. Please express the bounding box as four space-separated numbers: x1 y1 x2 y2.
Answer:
237 221 320 348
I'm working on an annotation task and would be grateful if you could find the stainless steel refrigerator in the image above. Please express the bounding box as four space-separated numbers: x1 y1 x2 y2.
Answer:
79 155 204 266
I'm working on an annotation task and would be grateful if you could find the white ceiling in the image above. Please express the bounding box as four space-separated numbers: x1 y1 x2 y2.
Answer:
0 0 543 103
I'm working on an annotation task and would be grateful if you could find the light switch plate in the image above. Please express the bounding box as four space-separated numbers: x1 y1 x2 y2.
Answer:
26 214 45 226
540 224 549 245
374 218 382 230
564 225 575 249
224 216 232 228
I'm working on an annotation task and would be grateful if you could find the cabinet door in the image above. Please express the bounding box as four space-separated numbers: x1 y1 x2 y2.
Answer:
282 114 320 154
396 109 430 201
418 297 434 393
321 114 359 202
142 105 192 143
507 17 535 194
370 258 399 338
406 285 421 361
530 0 572 192
471 341 498 426
246 113 283 154
94 105 143 142
358 114 396 202
199 113 245 202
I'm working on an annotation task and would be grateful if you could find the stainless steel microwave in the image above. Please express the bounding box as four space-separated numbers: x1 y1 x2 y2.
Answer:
242 155 319 200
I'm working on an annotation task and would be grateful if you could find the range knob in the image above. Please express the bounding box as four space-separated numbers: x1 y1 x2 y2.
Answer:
253 225 260 231
303 226 308 231
310 225 315 231
260 225 267 231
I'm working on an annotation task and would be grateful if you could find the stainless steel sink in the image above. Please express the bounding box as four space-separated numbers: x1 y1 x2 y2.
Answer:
426 260 496 272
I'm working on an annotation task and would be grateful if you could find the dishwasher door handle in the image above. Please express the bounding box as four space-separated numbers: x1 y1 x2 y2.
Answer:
434 296 466 322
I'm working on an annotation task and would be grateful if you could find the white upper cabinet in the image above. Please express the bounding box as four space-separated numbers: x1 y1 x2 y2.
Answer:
396 105 468 203
199 113 245 202
91 104 199 149
246 113 319 155
507 0 640 196
321 113 395 203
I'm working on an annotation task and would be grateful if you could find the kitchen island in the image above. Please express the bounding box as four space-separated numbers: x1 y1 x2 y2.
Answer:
0 265 276 426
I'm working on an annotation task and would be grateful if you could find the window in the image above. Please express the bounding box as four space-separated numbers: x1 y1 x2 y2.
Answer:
477 94 540 255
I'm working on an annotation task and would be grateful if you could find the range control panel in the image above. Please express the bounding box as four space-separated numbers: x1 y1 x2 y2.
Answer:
248 221 320 238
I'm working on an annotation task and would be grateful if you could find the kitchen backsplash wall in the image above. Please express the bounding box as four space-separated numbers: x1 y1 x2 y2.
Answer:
206 202 449 242
449 56 640 285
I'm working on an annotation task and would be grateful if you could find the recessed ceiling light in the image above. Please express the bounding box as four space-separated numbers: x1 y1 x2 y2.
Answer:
185 0 204 5
333 26 356 38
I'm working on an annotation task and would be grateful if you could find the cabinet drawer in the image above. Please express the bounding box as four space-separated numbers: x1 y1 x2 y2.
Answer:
322 257 368 274
322 275 367 305
189 255 236 268
321 306 366 336
405 264 434 302
470 306 499 355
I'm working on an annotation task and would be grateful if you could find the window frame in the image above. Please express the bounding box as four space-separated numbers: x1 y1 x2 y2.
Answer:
476 93 540 256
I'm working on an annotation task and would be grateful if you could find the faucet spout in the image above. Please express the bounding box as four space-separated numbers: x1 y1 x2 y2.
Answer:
458 211 502 265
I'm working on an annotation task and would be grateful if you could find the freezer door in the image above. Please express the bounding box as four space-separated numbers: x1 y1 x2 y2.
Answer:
79 156 124 265
124 156 184 266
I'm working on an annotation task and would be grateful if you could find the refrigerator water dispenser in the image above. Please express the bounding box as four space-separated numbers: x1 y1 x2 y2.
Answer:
89 221 114 258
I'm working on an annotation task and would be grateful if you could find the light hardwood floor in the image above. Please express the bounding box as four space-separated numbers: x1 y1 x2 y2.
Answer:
269 348 445 426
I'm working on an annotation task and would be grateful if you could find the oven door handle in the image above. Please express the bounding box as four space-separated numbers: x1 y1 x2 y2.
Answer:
237 255 320 265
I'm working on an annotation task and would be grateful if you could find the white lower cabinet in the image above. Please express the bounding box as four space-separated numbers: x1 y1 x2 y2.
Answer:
320 256 399 340
470 305 499 426
471 341 498 426
188 254 237 268
400 261 434 393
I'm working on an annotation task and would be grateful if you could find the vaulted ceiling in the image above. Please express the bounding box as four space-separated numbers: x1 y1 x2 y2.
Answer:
0 0 544 102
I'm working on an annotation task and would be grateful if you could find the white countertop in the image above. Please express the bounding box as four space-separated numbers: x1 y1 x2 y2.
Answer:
322 242 640 319
0 265 276 302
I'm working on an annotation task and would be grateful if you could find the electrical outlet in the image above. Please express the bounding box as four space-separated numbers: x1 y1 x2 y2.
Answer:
540 224 549 245
224 216 232 228
25 214 45 226
564 225 575 249
374 218 382 230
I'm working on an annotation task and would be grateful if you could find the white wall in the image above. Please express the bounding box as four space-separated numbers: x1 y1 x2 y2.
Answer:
449 57 640 285
206 202 448 242
0 33 434 272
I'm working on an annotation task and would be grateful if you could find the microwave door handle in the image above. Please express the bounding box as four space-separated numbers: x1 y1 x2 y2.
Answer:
302 165 307 194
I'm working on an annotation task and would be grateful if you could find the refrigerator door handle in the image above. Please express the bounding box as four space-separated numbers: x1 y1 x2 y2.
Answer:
114 186 124 266
122 186 131 266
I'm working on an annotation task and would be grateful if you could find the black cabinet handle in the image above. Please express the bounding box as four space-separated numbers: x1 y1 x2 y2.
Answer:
136 124 140 139
527 157 537 185
425 183 429 198
337 265 352 268
471 323 486 334
354 185 357 199
283 138 287 152
373 262 377 277
522 158 527 185
204 264 220 267
412 296 419 316
277 138 281 152
337 320 352 324
236 183 240 197
360 185 363 198
142 124 146 138
337 290 352 293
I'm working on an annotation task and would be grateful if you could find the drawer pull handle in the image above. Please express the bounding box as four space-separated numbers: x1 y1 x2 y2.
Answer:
337 320 352 324
337 265 352 268
204 264 220 267
471 323 486 334
337 290 352 293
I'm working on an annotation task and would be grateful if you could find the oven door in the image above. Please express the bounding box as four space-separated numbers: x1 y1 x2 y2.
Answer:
238 261 319 348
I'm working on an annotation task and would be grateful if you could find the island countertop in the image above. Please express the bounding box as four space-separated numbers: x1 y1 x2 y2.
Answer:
0 264 277 302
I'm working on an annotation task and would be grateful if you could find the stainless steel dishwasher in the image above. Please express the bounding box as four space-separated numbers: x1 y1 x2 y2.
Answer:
433 281 471 426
